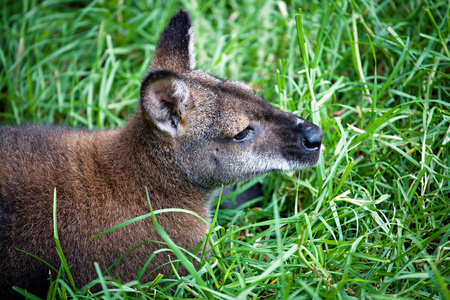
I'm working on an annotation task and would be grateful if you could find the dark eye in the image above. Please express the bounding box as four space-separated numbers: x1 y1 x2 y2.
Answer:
234 127 252 141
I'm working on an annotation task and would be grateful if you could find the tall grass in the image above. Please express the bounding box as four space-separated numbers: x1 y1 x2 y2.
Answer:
1 0 449 299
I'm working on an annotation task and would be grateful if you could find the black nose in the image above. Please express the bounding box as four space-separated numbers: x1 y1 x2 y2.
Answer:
301 124 323 151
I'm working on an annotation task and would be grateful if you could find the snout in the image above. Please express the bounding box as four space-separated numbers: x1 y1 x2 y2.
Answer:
298 120 323 152
277 116 323 168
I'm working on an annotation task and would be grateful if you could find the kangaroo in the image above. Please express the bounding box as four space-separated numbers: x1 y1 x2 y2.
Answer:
0 10 323 298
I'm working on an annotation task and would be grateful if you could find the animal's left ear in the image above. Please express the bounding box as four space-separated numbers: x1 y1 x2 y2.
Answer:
140 70 190 138
150 9 196 74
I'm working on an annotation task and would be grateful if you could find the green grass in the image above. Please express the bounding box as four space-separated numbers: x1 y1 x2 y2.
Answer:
1 0 450 299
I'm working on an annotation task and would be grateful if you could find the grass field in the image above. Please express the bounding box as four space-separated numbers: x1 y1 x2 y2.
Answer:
1 0 449 299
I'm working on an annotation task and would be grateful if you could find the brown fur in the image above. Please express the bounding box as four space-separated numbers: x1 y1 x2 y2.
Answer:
0 10 322 298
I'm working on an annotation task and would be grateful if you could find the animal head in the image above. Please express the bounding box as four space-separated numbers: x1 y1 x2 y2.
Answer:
139 10 323 190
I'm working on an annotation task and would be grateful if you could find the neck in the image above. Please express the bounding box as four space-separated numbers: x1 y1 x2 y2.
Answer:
102 111 212 216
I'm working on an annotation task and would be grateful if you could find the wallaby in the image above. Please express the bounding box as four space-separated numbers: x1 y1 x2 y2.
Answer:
0 10 323 298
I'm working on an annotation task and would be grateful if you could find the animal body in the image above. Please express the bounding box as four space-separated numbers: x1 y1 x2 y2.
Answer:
0 10 323 298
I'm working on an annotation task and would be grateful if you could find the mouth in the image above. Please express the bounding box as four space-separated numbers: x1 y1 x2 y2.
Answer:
280 143 321 170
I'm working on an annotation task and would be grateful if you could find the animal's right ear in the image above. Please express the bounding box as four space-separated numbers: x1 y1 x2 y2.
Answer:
140 70 189 138
150 9 196 74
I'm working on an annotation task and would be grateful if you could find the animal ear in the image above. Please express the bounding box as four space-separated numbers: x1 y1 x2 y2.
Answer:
140 70 189 137
150 9 196 74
